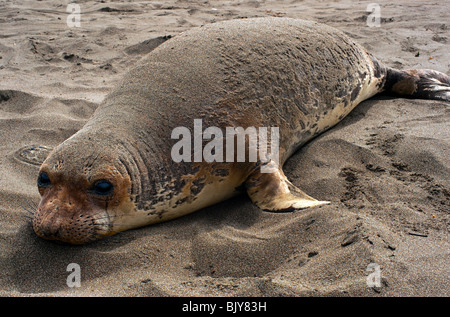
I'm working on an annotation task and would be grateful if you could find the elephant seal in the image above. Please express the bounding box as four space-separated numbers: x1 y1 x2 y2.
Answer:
32 18 450 244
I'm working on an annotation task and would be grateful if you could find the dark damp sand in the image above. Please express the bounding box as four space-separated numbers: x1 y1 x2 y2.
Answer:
0 0 448 296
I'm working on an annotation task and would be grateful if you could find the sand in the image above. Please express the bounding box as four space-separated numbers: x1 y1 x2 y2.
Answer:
0 0 448 297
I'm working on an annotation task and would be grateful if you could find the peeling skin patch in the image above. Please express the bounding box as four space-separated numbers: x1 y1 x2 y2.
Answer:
351 85 362 101
213 168 229 177
30 17 450 244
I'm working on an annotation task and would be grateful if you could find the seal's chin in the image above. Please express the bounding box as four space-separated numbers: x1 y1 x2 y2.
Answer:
32 207 112 245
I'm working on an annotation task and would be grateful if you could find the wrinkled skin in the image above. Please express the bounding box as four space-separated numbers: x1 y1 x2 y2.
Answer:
33 18 450 244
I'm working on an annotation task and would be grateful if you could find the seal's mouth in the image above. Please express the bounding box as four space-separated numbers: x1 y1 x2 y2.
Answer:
32 213 110 244
32 202 113 245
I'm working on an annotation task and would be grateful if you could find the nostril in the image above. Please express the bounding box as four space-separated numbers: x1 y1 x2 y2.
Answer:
33 210 65 239
39 222 61 238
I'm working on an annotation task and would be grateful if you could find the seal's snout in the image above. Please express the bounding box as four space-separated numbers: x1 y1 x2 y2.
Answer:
32 200 100 244
34 211 63 239
33 183 109 244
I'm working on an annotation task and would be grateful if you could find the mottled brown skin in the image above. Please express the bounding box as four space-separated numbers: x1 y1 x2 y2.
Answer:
33 18 450 244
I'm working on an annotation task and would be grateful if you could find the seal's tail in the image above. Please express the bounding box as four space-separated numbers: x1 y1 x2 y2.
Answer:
383 67 450 102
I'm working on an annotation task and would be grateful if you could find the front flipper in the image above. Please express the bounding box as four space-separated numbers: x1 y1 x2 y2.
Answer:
245 164 330 212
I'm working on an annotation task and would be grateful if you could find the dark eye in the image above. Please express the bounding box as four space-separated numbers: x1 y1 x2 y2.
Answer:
92 180 114 196
37 172 51 188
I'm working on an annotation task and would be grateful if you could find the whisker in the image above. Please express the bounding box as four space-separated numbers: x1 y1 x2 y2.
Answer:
26 199 38 211
90 229 124 242
20 198 39 219
91 232 106 241
22 214 34 221
92 222 136 230
93 216 117 221
21 205 35 216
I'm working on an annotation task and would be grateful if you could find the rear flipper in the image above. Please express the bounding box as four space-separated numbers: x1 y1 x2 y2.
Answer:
245 163 329 212
384 68 450 102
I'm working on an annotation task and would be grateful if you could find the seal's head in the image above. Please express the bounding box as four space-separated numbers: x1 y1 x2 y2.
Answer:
32 136 134 244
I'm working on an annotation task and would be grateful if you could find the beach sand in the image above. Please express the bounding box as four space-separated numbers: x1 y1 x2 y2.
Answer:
0 0 448 296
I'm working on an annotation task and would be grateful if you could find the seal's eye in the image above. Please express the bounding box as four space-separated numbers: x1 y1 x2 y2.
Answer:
92 180 114 196
37 172 51 188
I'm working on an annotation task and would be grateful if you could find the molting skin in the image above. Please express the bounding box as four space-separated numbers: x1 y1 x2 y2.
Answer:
32 18 450 244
